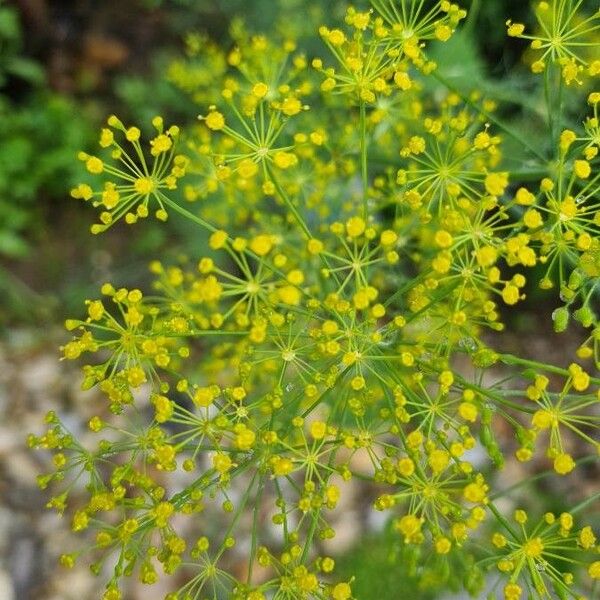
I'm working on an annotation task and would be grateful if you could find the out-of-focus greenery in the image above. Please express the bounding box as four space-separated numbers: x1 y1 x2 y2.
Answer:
0 3 92 259
0 93 91 256
335 525 440 599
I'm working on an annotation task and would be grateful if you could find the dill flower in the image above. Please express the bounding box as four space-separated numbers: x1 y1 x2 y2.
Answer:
506 1 600 84
33 2 600 599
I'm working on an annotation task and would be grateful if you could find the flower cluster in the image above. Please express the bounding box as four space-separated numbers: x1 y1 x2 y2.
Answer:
72 116 189 233
33 2 600 599
506 0 599 85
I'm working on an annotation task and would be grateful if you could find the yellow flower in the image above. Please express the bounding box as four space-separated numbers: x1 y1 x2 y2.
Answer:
463 481 487 503
574 160 591 179
589 561 600 579
504 583 522 600
150 134 173 156
523 537 544 557
380 230 397 246
278 285 301 305
134 177 155 195
251 82 269 98
560 129 576 151
515 187 535 205
434 230 453 248
579 526 596 549
475 246 498 267
435 24 452 41
310 421 327 440
395 514 423 541
99 128 114 147
438 370 454 388
250 235 274 256
435 537 452 554
553 453 575 475
328 29 346 46
332 582 352 600
237 158 259 178
397 457 415 477
485 172 509 197
272 456 294 476
235 426 256 451
394 71 412 90
281 97 302 116
346 216 366 238
569 363 590 391
209 230 228 249
152 501 174 527
350 375 365 390
273 151 298 169
523 209 543 229
502 285 520 305
213 453 232 473
428 449 450 474
307 238 324 254
86 156 104 174
205 111 225 130
458 402 478 422
193 387 215 407
506 21 525 36
532 409 553 429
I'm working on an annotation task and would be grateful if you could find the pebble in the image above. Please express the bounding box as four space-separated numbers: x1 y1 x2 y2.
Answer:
0 569 15 600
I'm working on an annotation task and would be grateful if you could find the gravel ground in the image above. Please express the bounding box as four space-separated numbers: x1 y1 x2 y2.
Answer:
0 328 109 600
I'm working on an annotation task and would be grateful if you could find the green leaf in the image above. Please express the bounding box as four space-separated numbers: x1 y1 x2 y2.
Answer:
0 229 29 257
0 7 20 41
430 31 485 86
5 56 45 85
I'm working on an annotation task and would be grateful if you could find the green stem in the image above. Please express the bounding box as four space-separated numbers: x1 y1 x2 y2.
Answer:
504 170 550 181
570 490 600 516
246 473 265 584
544 66 554 146
464 0 481 35
488 500 519 540
431 70 547 162
160 192 300 284
268 166 312 239
499 353 600 385
160 194 217 233
268 167 348 287
359 100 369 220
490 455 597 500
301 509 320 562
556 74 564 149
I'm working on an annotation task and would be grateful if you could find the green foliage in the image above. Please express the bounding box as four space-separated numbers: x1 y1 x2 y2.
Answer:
0 93 91 257
0 3 44 86
0 3 92 258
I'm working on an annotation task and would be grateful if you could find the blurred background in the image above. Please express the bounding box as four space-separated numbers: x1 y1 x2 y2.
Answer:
0 0 595 598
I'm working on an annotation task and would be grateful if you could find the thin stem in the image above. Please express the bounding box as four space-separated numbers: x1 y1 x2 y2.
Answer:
500 353 600 385
267 166 312 239
556 73 564 148
431 70 547 162
544 66 555 146
160 194 217 233
464 0 481 35
359 100 369 220
488 500 520 540
490 455 597 500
